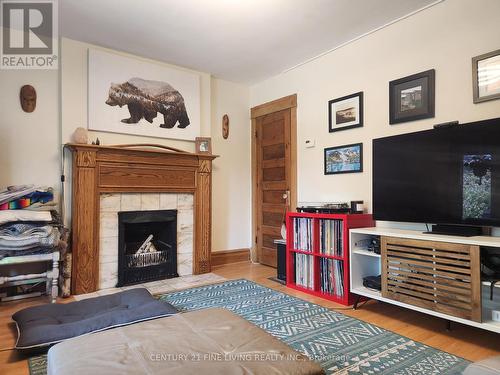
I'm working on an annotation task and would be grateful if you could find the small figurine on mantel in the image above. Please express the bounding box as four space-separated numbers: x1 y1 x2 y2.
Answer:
91 138 100 145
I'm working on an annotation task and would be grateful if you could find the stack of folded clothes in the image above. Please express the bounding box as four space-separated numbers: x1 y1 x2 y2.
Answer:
0 210 66 260
0 185 57 211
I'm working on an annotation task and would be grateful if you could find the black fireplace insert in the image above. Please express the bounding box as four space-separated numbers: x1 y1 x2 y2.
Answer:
117 210 178 286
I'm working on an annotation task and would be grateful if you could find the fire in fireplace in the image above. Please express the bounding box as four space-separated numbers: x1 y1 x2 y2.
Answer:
117 210 178 286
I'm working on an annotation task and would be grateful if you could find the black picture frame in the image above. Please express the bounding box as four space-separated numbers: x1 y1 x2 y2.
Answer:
389 69 435 124
328 92 363 132
324 143 363 175
472 49 500 103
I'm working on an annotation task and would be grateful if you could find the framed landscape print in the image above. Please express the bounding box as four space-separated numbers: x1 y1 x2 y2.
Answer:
472 49 500 103
88 49 201 141
389 69 435 124
324 143 363 175
328 92 363 132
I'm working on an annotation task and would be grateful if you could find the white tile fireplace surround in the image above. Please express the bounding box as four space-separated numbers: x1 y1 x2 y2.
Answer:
99 193 194 289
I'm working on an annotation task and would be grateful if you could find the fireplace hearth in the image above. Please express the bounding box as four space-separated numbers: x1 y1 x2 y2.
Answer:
118 210 178 286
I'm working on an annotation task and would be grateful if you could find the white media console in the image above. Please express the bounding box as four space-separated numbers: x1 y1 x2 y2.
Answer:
350 227 500 333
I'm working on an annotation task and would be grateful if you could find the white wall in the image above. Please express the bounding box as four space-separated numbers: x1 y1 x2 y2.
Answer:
0 70 59 189
60 38 252 251
250 0 500 225
211 78 251 251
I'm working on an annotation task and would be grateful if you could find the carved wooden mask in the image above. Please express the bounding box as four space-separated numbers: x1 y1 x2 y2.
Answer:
20 85 36 113
222 114 229 139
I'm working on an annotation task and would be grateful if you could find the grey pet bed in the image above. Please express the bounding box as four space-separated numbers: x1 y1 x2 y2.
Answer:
13 288 177 350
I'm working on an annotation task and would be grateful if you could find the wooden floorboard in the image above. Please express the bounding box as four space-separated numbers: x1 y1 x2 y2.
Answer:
1 262 499 374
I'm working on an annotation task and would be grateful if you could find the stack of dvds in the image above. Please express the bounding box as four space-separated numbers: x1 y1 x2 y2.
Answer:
319 219 343 257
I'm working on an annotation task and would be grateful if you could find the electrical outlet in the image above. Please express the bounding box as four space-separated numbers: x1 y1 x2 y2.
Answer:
492 310 500 322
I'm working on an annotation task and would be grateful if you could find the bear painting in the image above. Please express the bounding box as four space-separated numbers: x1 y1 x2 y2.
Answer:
105 78 190 129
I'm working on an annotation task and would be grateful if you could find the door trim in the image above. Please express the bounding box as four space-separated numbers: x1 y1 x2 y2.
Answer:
251 94 297 263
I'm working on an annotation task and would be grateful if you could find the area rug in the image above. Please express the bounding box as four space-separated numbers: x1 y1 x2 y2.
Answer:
28 279 469 374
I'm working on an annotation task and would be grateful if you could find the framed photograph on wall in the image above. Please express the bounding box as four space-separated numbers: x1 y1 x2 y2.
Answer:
324 143 363 175
472 49 500 103
195 137 212 154
389 69 435 124
328 92 363 132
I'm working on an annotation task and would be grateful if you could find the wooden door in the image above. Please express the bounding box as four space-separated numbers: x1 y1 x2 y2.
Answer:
255 109 292 267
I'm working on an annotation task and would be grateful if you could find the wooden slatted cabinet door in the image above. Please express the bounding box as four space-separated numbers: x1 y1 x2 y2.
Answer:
381 236 481 322
256 109 291 267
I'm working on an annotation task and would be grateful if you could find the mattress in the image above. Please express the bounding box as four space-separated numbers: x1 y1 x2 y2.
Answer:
47 307 324 375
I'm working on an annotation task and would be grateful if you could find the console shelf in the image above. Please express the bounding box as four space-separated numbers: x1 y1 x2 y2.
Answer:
350 227 500 333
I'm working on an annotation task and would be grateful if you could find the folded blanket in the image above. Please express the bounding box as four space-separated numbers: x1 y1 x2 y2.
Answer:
0 224 59 250
0 185 35 205
0 210 52 226
0 187 54 210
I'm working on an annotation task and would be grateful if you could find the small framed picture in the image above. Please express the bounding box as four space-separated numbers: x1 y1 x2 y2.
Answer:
389 69 435 124
195 137 212 154
324 143 363 175
472 49 500 103
328 92 363 132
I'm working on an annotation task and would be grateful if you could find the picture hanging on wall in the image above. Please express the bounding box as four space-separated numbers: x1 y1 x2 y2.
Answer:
324 143 363 175
389 69 435 125
472 49 500 103
328 92 363 132
88 49 201 141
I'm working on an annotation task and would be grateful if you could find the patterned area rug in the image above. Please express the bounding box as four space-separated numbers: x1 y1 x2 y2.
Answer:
28 279 469 374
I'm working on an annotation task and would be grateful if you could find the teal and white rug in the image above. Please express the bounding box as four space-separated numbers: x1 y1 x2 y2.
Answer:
159 279 468 374
29 279 469 374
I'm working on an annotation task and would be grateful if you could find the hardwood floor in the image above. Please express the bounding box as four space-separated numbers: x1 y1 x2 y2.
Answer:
1 261 499 374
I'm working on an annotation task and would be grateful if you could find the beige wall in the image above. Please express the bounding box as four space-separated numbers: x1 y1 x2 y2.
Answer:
60 38 252 251
250 0 500 230
211 78 252 251
0 69 59 189
60 38 212 148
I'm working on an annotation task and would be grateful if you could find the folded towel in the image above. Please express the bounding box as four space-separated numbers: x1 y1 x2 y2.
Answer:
0 210 52 226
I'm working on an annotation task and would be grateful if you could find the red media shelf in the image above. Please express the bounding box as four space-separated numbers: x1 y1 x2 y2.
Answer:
286 212 374 306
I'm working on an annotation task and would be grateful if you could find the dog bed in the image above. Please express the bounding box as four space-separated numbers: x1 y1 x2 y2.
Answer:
13 288 177 350
47 307 325 375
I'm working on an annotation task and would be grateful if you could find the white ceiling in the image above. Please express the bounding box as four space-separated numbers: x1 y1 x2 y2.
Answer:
60 0 439 84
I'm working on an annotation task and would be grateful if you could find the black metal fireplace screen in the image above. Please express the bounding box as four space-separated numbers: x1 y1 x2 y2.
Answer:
117 210 178 286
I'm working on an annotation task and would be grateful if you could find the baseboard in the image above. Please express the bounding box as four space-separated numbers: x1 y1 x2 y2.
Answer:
211 249 250 267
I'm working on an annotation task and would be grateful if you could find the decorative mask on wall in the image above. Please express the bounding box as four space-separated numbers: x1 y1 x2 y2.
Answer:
222 114 229 139
20 85 37 113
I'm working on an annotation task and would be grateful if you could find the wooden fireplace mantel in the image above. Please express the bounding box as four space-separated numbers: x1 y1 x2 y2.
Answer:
67 143 217 294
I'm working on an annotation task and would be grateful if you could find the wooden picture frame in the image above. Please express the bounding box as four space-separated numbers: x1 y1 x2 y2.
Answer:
389 69 435 124
195 137 212 154
472 49 500 103
328 92 363 132
324 143 363 175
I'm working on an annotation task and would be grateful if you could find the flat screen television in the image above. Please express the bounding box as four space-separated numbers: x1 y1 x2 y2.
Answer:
373 117 500 227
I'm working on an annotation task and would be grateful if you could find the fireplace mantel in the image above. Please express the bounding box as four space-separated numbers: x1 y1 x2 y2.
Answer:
67 143 217 294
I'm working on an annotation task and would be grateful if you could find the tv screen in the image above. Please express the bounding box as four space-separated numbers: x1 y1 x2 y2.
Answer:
373 117 500 227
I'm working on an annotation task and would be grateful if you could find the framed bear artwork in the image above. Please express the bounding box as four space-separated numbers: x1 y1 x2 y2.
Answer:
88 49 201 141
